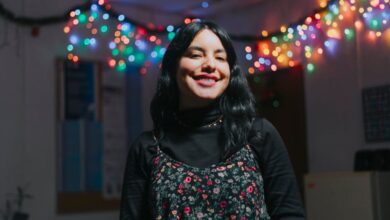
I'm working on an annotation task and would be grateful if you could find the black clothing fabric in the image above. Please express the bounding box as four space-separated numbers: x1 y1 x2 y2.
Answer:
120 105 306 219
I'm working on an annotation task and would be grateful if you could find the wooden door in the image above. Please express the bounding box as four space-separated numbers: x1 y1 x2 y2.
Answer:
247 65 308 196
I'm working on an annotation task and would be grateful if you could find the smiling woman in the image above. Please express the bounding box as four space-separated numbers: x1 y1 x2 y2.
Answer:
120 20 306 220
176 29 231 110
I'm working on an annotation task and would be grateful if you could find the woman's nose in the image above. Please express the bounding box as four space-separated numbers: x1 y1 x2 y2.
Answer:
202 57 216 72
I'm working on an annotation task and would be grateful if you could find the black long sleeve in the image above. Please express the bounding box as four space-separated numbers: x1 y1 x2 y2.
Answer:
120 107 305 219
250 118 306 219
120 132 156 220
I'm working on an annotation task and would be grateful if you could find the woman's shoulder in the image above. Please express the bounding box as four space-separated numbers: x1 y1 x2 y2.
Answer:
128 130 158 155
250 117 280 141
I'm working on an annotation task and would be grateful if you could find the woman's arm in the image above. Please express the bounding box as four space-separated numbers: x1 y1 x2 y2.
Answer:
120 134 152 220
250 118 306 220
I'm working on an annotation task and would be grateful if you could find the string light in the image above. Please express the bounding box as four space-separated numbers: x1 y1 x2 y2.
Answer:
245 0 390 74
61 0 390 74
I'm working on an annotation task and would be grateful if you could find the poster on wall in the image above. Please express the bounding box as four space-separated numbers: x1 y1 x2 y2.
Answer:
57 60 103 193
101 68 127 199
56 60 143 213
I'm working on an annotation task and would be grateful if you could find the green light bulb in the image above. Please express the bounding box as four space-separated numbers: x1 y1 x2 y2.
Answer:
168 32 176 41
78 14 87 24
370 19 380 30
67 45 74 52
344 28 354 40
101 25 108 33
307 63 315 72
112 49 120 56
83 38 90 45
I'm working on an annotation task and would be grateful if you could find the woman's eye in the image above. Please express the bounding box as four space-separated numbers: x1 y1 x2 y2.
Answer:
216 57 226 61
190 54 202 58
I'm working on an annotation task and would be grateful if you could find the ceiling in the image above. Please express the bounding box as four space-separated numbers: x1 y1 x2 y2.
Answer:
110 0 266 18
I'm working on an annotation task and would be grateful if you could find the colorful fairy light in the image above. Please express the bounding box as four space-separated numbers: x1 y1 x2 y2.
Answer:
245 0 390 74
64 0 177 72
64 0 390 74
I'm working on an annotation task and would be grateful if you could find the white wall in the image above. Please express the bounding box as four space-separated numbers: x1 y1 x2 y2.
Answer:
1 0 390 219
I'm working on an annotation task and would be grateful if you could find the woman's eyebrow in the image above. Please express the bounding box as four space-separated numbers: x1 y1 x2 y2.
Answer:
187 46 226 54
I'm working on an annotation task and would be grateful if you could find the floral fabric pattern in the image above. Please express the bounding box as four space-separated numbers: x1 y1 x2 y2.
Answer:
151 144 270 220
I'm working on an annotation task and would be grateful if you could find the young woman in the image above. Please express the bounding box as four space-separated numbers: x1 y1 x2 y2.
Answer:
120 20 306 219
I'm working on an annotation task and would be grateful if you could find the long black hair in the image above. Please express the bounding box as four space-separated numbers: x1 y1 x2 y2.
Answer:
150 20 257 159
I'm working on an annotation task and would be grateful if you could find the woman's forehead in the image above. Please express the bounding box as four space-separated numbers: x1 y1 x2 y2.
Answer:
187 29 225 51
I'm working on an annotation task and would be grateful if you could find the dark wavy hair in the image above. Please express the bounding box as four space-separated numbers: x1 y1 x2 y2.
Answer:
150 20 256 159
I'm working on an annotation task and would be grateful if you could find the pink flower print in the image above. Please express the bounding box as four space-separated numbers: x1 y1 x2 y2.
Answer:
213 187 220 194
230 214 237 220
220 200 227 208
153 157 160 165
184 207 191 214
216 166 226 171
241 216 246 220
178 184 184 189
207 180 213 186
240 191 246 199
197 188 202 193
202 194 208 199
177 189 183 194
184 176 192 183
247 185 253 193
237 161 243 166
205 175 209 179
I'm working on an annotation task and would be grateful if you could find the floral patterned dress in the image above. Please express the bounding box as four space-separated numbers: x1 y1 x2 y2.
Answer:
151 144 270 220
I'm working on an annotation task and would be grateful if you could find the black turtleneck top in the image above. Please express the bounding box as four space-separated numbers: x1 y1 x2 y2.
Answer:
120 103 306 219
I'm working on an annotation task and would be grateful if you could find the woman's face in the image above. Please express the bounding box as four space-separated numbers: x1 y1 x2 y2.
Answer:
176 29 231 110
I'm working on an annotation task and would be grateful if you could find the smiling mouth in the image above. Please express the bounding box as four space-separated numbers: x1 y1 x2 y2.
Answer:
192 76 218 87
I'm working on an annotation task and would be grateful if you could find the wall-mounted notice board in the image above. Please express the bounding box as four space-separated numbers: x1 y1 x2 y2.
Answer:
362 85 390 142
